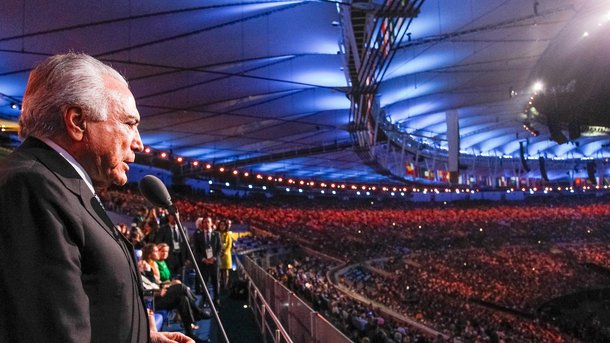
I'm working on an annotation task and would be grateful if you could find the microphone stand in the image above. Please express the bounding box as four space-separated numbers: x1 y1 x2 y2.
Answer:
168 205 230 343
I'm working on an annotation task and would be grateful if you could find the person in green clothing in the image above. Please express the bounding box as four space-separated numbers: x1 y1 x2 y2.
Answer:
156 243 176 284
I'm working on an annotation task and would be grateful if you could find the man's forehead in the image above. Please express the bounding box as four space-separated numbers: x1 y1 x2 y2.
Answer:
116 95 140 120
105 76 139 120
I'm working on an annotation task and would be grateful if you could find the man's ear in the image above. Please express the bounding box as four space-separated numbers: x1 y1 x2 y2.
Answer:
64 107 86 141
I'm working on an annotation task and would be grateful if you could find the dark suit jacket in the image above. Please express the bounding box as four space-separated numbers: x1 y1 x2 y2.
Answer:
192 229 220 266
0 138 149 343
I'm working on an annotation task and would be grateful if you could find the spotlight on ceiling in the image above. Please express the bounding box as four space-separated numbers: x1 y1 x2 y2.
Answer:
532 81 544 93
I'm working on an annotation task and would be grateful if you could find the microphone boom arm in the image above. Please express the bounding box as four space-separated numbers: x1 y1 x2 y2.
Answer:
168 207 230 343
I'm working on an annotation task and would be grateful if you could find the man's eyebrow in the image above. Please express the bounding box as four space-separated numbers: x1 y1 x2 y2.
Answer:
124 114 140 123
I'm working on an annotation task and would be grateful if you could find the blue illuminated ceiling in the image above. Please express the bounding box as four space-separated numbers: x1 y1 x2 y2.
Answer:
1 0 609 184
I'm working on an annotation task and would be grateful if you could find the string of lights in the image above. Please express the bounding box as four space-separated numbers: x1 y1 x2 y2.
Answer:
136 145 607 196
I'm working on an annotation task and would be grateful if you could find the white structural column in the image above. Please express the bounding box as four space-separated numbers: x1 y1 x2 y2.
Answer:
446 110 460 184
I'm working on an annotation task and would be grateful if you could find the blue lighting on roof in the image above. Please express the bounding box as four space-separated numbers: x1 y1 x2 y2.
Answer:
379 82 435 108
399 111 445 129
239 1 302 13
293 70 347 88
479 133 517 153
385 52 451 80
178 148 218 158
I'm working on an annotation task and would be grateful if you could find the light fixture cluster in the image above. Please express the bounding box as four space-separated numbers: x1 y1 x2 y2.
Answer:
138 146 606 197
521 81 543 135
522 121 539 136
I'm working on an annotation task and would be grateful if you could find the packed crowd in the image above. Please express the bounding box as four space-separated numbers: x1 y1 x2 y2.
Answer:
341 244 610 342
267 255 436 343
179 195 610 261
98 187 610 342
366 245 610 313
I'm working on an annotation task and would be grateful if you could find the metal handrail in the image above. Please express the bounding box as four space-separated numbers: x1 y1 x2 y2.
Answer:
235 257 293 343
237 254 353 343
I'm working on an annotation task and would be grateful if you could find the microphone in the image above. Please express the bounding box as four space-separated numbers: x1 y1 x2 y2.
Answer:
138 175 174 211
137 175 229 342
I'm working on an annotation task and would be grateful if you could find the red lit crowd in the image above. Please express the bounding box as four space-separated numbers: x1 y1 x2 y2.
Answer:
99 189 610 342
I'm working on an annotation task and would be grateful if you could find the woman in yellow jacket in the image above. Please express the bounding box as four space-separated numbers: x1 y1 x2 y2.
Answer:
217 219 234 290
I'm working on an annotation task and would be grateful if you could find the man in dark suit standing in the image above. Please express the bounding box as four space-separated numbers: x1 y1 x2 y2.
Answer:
154 213 188 277
192 217 221 307
0 53 193 343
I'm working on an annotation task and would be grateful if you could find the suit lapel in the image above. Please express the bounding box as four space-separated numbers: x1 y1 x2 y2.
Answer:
21 138 119 240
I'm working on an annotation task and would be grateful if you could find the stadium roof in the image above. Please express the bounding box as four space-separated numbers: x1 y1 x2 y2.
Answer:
1 0 609 184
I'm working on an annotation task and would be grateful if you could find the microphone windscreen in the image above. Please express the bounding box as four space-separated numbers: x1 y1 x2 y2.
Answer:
139 175 172 208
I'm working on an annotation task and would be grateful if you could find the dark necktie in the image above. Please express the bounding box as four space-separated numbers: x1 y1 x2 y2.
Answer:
94 194 105 210
90 196 121 240
172 226 179 242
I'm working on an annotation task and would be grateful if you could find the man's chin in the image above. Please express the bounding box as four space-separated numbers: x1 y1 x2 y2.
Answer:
113 178 128 186
111 173 129 187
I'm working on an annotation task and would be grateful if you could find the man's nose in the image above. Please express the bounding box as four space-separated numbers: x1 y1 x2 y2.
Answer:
132 128 144 152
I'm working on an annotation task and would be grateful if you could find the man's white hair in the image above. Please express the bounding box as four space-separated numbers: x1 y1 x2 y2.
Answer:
19 52 128 140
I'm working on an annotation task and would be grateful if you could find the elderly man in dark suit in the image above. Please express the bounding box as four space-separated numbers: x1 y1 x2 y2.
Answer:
0 53 193 343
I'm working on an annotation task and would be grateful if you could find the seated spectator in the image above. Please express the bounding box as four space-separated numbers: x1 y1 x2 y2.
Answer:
156 243 181 284
139 244 204 339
